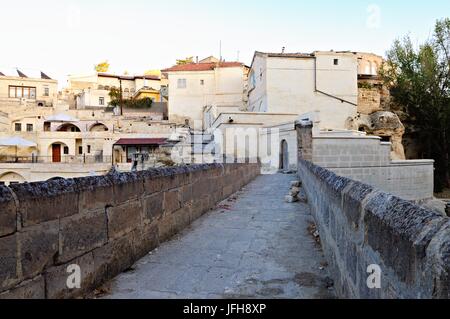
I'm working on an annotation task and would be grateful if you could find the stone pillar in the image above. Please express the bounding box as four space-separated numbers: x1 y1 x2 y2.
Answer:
295 121 313 162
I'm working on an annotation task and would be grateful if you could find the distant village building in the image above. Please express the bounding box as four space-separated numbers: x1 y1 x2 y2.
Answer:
162 57 249 126
0 69 182 185
0 69 58 107
247 51 358 130
67 73 167 109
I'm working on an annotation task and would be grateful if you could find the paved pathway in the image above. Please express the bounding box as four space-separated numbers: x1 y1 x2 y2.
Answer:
102 174 335 299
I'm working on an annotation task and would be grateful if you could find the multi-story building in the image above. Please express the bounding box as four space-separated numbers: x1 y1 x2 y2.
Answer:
0 70 58 107
67 72 166 109
0 71 184 185
247 51 358 130
162 57 249 126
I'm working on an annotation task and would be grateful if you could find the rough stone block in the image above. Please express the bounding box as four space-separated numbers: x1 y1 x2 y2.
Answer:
285 195 298 203
107 201 142 240
0 234 18 291
19 221 59 279
158 213 175 242
59 210 108 263
425 221 450 299
11 179 78 227
142 192 164 223
108 171 144 204
134 224 159 260
92 231 137 283
164 189 181 214
291 181 302 188
75 176 114 212
290 187 301 196
342 181 374 231
142 169 163 195
0 276 45 299
364 194 445 284
45 252 95 299
179 184 193 205
172 205 192 234
0 186 17 237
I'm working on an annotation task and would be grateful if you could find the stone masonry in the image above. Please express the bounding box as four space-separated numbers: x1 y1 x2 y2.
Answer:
297 159 450 298
0 163 260 299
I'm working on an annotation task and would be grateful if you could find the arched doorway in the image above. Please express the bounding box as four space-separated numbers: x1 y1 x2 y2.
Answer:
280 140 289 170
49 142 69 163
56 123 81 132
89 123 109 132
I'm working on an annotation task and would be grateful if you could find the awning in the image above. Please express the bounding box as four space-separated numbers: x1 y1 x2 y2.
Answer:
0 137 37 147
114 138 168 146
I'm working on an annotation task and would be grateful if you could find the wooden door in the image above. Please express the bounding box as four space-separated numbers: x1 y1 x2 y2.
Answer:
52 144 61 163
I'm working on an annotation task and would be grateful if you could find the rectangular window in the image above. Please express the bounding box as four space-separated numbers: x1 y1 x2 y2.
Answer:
9 87 15 97
87 145 91 154
63 146 69 155
23 87 30 98
78 146 83 154
8 86 37 99
334 59 339 65
99 97 105 105
200 79 204 85
26 124 33 132
177 78 187 89
44 87 50 97
15 123 22 132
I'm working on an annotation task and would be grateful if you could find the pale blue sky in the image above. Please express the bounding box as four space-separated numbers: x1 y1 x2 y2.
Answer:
0 0 449 87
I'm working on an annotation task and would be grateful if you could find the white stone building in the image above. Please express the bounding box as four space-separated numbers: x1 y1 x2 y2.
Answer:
162 58 249 126
247 51 358 130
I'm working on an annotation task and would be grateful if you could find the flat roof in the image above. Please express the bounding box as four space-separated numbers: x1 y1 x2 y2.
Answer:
114 138 168 146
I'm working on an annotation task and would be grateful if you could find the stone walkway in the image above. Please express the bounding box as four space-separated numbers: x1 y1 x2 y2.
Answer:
102 174 335 299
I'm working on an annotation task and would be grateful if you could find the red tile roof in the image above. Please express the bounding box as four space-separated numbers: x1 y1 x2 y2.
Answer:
114 138 168 146
162 62 243 73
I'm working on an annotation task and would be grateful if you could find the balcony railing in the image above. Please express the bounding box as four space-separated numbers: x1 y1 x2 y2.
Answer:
0 155 113 164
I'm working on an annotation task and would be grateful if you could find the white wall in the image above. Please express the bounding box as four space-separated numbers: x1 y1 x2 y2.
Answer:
248 52 358 130
168 67 245 124
248 55 268 112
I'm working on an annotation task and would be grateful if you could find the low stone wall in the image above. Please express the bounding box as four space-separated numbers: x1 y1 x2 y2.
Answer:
296 122 435 201
298 159 450 299
0 163 260 299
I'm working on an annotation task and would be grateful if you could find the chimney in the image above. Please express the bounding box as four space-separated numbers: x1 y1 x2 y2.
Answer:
196 56 199 64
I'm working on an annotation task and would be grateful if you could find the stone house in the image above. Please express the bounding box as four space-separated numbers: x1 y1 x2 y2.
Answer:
0 70 58 107
162 57 249 126
68 73 165 109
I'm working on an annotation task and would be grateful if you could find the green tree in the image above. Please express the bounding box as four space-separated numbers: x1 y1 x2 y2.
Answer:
108 88 152 109
381 18 450 192
95 61 110 73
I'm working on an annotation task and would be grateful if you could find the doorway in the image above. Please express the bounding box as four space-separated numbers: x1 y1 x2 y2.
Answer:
52 144 61 162
280 140 289 170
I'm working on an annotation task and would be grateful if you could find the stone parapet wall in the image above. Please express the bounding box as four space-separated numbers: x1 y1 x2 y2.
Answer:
0 163 260 299
296 122 434 201
298 159 450 299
